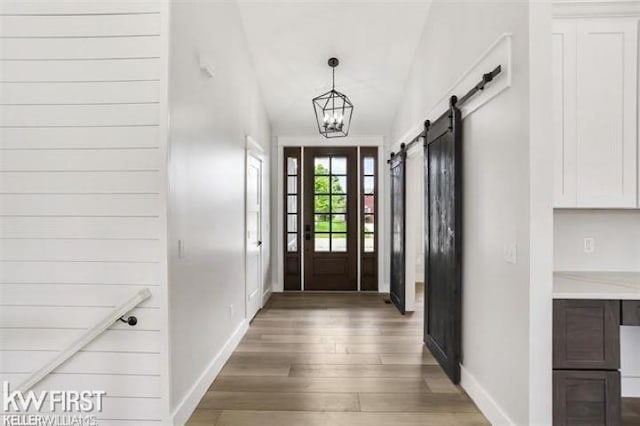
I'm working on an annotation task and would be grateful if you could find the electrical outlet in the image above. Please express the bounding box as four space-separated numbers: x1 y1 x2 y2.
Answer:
228 304 234 318
503 243 517 264
583 237 595 253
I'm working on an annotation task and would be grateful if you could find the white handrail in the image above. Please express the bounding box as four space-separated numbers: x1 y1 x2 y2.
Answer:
16 288 152 393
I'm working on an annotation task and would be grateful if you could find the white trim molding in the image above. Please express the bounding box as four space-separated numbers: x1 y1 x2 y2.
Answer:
622 377 640 397
390 33 513 154
278 135 383 147
553 1 640 18
171 320 249 425
246 134 265 153
461 365 515 426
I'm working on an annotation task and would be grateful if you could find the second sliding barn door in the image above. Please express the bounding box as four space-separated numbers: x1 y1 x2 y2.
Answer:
303 147 357 290
389 152 406 314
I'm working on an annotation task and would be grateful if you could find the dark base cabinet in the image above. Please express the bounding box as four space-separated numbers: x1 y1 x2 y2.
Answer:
553 370 621 426
553 299 622 425
622 300 640 325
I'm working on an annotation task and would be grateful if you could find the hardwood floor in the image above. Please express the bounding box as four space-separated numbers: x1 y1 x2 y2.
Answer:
186 290 488 425
625 398 640 425
186 290 640 425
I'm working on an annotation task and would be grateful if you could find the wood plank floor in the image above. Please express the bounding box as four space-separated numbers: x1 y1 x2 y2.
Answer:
186 290 640 425
187 290 489 425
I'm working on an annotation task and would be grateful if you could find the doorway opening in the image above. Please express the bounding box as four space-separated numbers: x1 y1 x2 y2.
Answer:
283 146 379 291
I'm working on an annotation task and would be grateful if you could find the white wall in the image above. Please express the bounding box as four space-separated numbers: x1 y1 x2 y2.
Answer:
167 0 272 422
554 209 640 396
0 1 170 423
554 210 640 271
387 1 553 424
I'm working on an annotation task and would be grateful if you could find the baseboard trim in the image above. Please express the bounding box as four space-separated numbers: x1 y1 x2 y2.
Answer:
623 376 640 397
171 320 249 425
461 365 515 425
262 285 272 306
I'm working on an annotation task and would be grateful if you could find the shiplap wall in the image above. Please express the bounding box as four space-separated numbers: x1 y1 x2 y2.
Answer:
0 1 169 423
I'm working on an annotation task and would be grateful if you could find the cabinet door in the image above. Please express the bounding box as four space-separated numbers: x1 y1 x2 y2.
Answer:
553 299 620 370
552 21 578 207
576 20 637 208
553 370 621 426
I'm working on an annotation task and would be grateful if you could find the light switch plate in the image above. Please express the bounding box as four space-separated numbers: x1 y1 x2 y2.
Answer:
504 243 517 264
583 237 595 253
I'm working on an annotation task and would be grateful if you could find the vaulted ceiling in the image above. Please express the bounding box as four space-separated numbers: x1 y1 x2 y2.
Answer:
237 1 432 136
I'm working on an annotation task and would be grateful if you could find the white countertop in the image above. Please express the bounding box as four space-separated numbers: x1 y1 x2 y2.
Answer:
553 271 640 300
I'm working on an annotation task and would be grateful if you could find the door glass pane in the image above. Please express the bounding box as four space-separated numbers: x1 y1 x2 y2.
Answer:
314 176 330 194
364 233 374 252
314 214 329 232
314 157 330 174
331 157 347 175
287 214 297 232
287 195 297 213
314 195 329 213
333 176 347 194
315 234 330 252
364 214 375 232
287 176 297 194
287 157 298 175
364 176 375 194
331 195 346 213
287 233 297 252
331 233 347 252
364 157 375 175
364 195 374 213
331 214 347 232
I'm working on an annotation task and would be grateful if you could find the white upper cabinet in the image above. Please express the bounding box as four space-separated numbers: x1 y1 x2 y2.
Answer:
553 19 638 208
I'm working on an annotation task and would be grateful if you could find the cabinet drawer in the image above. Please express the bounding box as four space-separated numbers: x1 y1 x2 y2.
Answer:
622 300 640 326
553 299 620 369
553 370 621 426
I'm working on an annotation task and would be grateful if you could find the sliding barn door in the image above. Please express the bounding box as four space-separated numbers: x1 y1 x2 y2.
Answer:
424 99 462 384
389 152 406 314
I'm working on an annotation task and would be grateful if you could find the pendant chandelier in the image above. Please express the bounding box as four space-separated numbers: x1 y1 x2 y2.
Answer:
312 57 353 138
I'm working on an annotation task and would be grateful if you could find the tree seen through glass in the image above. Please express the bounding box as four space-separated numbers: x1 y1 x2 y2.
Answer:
314 162 346 239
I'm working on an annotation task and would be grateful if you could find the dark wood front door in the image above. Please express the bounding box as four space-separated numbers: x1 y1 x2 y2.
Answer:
424 99 462 384
303 147 357 291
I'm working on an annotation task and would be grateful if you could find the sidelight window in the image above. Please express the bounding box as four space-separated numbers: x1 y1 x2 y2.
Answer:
362 156 376 253
286 156 299 252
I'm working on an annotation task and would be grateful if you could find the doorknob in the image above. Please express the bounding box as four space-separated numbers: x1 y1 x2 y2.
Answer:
257 240 262 246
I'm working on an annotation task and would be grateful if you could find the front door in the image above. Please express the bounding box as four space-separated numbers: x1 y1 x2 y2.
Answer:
246 153 263 320
303 147 357 290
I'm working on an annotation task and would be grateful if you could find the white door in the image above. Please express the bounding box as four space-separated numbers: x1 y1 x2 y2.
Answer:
246 154 263 321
